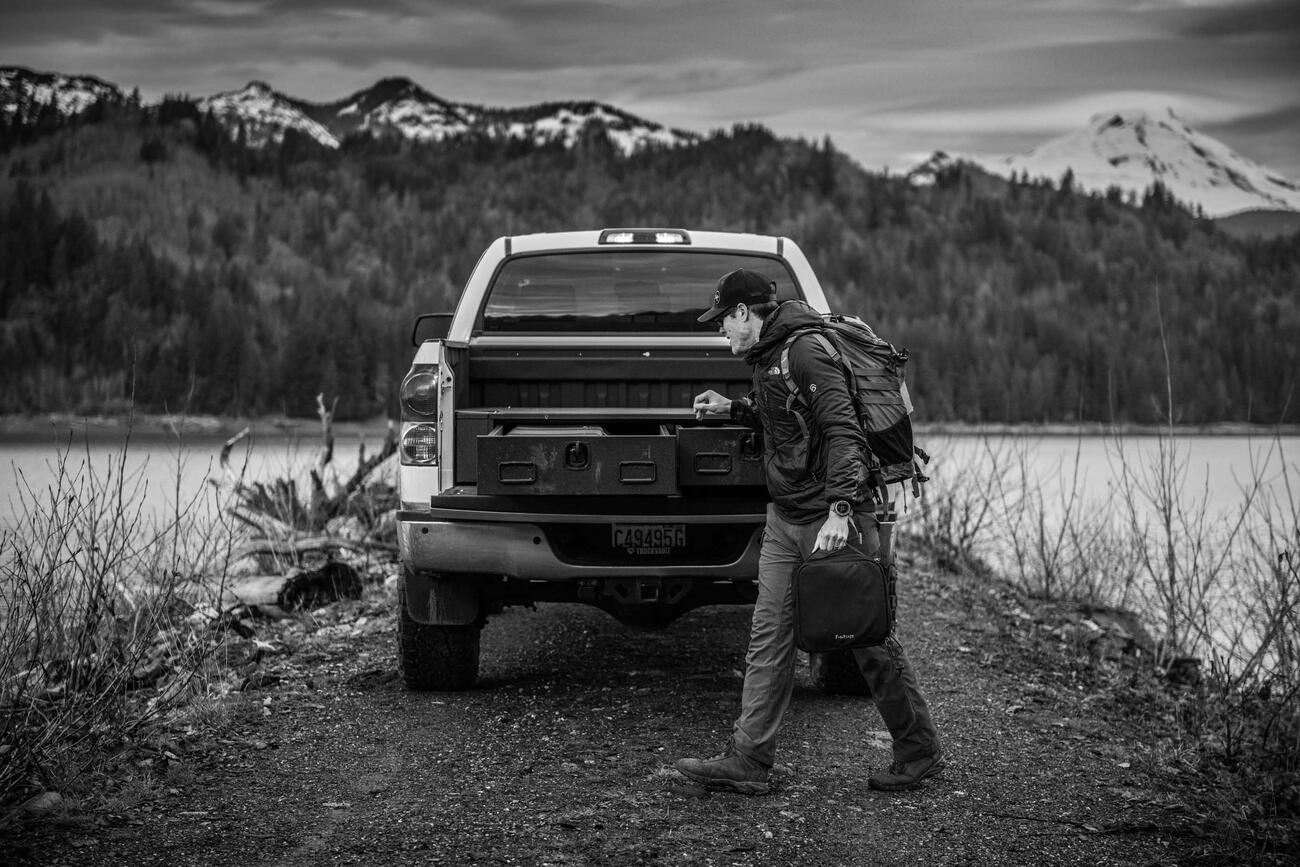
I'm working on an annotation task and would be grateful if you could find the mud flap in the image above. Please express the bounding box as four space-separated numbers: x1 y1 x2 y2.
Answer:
404 570 481 626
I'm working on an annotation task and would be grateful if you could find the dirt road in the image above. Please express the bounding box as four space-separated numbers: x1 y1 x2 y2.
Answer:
10 547 1199 866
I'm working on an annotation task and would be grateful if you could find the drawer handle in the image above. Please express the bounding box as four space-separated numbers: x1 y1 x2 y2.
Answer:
619 461 657 484
497 462 537 484
694 452 732 475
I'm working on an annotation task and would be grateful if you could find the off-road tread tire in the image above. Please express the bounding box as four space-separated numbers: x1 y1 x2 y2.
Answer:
810 649 871 695
398 600 481 691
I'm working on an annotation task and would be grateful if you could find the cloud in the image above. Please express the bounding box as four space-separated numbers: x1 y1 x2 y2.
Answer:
1178 0 1300 38
182 0 271 17
1201 103 1300 175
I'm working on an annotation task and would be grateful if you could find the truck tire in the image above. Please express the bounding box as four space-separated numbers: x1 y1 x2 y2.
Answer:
809 650 870 695
398 600 481 691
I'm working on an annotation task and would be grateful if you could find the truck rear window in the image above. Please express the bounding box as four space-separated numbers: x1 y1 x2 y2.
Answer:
480 251 802 332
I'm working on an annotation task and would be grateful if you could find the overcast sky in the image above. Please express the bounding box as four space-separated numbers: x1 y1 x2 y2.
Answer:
3 0 1298 177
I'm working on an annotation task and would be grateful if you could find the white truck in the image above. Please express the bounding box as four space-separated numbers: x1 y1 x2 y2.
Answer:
395 228 839 690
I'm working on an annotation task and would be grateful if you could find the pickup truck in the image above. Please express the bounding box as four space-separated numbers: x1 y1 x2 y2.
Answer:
396 228 849 691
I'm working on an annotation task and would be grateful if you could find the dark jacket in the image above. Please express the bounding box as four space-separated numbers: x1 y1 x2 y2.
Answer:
729 301 868 523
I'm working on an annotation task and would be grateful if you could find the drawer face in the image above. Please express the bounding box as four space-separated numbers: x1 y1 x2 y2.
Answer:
478 434 677 495
676 426 765 487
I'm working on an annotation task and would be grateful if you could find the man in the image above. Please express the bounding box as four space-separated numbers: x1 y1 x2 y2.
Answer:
675 268 944 795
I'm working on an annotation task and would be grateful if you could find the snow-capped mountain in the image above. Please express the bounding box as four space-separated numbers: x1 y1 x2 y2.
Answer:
199 81 339 148
0 65 122 121
483 101 697 155
319 77 471 143
197 76 695 154
984 109 1300 217
1 66 698 156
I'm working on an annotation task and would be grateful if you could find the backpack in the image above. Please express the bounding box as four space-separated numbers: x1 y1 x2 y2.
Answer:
779 314 930 504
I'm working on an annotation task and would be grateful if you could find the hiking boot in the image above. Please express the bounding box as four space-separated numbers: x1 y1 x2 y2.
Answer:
674 742 770 795
868 752 946 791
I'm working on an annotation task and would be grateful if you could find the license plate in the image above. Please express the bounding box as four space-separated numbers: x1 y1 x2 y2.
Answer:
612 523 686 553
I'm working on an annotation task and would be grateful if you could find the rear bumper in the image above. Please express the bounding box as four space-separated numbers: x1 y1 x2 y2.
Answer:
398 508 766 581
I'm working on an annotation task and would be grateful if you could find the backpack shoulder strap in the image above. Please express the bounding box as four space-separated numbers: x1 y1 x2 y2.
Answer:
779 327 842 436
779 328 839 393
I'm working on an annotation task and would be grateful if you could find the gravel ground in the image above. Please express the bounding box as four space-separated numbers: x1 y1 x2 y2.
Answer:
6 543 1204 866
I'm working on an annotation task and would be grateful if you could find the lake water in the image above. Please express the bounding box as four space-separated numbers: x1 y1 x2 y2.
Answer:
2 425 1293 530
4 424 1293 561
0 423 395 533
916 430 1297 575
916 431 1297 522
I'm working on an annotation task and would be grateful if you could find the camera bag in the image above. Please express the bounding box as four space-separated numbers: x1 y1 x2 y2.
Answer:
792 546 893 653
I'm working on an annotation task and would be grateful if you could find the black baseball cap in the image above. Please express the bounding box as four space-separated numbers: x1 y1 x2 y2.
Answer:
697 269 777 323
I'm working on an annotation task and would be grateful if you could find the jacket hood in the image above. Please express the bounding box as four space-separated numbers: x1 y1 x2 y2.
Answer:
744 300 824 366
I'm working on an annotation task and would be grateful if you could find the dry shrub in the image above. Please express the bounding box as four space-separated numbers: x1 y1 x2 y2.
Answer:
920 428 1298 860
0 429 238 811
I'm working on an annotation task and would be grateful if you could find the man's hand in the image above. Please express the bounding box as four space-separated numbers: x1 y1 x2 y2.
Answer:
692 389 732 420
813 512 853 553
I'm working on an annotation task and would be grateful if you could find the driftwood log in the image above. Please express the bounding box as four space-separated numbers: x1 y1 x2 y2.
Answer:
224 561 363 612
236 535 397 561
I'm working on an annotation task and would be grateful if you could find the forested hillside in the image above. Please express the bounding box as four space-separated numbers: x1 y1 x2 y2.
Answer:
1 99 1297 423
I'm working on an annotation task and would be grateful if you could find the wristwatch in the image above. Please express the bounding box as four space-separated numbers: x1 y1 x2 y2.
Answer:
830 500 853 518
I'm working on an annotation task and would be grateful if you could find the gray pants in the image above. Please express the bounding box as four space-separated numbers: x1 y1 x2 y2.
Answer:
731 504 941 767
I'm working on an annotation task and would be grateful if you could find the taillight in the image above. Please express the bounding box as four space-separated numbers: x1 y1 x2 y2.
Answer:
401 424 439 464
402 371 439 416
401 369 441 465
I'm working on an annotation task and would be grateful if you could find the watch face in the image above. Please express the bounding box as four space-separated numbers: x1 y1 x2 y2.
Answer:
833 501 851 516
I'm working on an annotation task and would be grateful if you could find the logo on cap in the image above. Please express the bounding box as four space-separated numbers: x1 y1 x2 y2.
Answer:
698 268 777 324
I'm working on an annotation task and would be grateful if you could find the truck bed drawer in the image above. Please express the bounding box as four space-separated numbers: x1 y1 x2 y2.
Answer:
478 431 676 495
676 426 765 487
